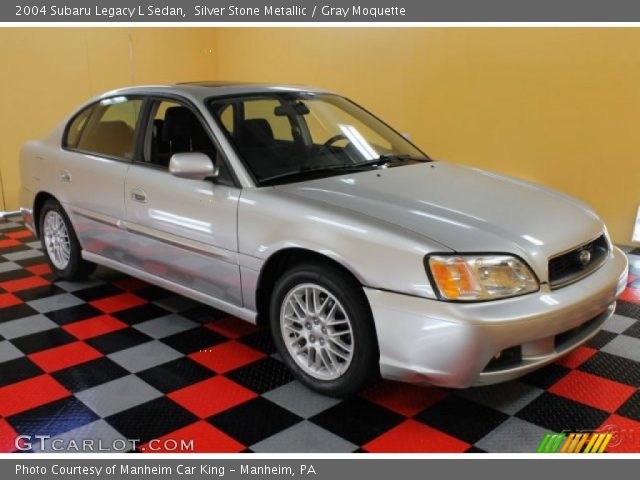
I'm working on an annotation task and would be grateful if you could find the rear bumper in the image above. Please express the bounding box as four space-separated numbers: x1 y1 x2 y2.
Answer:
365 246 628 388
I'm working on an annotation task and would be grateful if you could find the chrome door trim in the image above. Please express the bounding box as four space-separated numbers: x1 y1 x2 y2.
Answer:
126 222 238 264
82 250 257 323
70 206 121 228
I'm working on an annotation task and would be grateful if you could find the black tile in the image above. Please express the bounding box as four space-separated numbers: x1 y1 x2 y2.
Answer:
585 330 617 349
180 305 228 323
466 446 488 453
520 363 571 389
111 303 170 325
51 357 129 393
14 284 65 302
162 326 226 355
622 321 640 339
72 284 124 302
136 357 214 394
237 329 276 355
415 396 509 444
7 396 99 438
85 329 153 355
0 357 44 387
11 328 76 355
310 397 404 446
208 397 301 446
0 244 32 257
226 357 294 394
516 392 609 432
616 391 640 422
15 256 47 268
0 303 39 323
615 301 640 320
0 268 32 283
45 303 103 326
106 397 198 444
579 351 640 387
134 285 173 302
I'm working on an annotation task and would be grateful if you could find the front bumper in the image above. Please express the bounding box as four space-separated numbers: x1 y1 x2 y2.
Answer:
365 246 628 388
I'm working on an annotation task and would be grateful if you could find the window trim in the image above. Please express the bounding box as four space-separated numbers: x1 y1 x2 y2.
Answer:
61 95 146 164
133 93 241 188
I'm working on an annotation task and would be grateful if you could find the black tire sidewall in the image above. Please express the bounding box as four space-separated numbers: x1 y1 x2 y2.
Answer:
269 263 379 397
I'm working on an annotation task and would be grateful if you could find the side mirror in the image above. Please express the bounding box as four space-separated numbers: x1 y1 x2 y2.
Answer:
169 152 218 180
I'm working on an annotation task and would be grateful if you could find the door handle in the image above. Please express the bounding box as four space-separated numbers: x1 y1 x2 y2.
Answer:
59 170 72 183
130 188 147 203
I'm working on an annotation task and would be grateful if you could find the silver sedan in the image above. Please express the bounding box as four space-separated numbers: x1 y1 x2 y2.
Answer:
19 82 628 396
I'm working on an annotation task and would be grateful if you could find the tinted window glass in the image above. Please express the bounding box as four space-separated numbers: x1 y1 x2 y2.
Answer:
76 97 142 159
65 104 95 148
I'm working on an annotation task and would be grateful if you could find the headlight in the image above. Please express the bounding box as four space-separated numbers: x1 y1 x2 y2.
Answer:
427 254 539 301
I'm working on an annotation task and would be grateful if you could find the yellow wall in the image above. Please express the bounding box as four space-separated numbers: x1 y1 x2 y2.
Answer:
0 28 217 212
1 28 639 244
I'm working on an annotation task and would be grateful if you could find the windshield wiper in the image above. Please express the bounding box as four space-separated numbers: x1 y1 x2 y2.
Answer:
259 163 378 185
354 154 430 168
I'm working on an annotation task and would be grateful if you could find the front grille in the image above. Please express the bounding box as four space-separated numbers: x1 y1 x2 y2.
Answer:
548 234 609 289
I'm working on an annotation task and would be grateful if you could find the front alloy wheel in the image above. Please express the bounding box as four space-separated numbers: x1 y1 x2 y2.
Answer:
43 210 71 270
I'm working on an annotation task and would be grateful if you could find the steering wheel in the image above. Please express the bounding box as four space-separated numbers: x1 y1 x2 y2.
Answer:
322 134 349 149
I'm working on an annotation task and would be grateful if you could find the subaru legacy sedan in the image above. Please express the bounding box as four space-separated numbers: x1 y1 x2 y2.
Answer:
19 82 628 396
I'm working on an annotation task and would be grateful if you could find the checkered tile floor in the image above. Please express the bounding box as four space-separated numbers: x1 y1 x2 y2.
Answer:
1 218 640 453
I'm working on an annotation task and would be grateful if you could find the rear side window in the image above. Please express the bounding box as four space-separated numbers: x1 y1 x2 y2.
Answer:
69 96 143 160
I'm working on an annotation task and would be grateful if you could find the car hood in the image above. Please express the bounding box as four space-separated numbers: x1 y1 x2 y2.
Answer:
275 161 605 281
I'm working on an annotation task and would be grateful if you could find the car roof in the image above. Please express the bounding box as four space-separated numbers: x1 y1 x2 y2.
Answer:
95 81 333 103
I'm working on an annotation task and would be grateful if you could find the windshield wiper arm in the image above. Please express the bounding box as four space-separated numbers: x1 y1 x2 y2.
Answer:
354 154 430 168
259 163 377 185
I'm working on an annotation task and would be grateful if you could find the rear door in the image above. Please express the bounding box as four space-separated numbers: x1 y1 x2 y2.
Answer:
57 96 143 260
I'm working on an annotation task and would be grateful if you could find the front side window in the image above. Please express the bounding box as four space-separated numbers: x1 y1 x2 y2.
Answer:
209 93 428 185
71 96 143 160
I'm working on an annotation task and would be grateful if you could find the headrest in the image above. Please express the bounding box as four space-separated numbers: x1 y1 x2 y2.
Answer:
162 106 196 143
239 119 274 146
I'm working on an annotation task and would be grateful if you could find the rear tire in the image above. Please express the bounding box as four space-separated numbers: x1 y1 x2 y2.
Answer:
39 199 96 281
270 262 379 397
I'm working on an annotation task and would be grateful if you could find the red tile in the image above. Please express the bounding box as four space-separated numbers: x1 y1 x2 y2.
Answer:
63 315 128 340
364 419 470 453
90 293 147 314
113 277 150 291
26 263 51 276
190 341 265 373
0 276 49 293
549 370 635 412
619 287 640 304
5 229 33 240
168 376 256 418
29 341 103 373
361 381 448 417
556 346 598 369
0 239 20 248
205 317 260 339
0 375 69 417
599 415 640 453
0 292 22 309
0 419 18 453
139 420 244 453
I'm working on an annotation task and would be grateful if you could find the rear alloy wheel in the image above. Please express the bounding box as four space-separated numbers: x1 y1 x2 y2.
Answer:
270 263 379 397
39 199 96 280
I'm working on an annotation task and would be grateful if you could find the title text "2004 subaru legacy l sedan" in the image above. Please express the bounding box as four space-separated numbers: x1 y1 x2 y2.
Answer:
19 82 628 396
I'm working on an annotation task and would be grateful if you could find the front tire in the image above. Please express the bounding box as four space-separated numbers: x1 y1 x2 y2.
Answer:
39 199 96 280
270 262 379 397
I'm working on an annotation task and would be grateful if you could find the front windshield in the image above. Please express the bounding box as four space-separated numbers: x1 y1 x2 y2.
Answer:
208 93 429 185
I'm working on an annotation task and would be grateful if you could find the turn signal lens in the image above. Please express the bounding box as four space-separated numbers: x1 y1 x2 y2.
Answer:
428 255 539 301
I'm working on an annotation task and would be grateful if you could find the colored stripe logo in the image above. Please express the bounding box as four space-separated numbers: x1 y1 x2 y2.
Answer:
537 432 614 453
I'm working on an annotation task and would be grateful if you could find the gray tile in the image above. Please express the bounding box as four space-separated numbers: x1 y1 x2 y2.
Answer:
3 249 44 261
457 381 544 416
476 417 550 453
251 420 356 453
263 381 340 418
55 279 105 292
0 221 21 230
34 420 135 453
108 340 182 373
0 314 59 340
75 375 162 418
603 314 637 334
25 241 42 250
27 293 84 314
0 341 24 362
601 335 640 362
153 295 201 312
133 314 198 339
0 261 21 273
